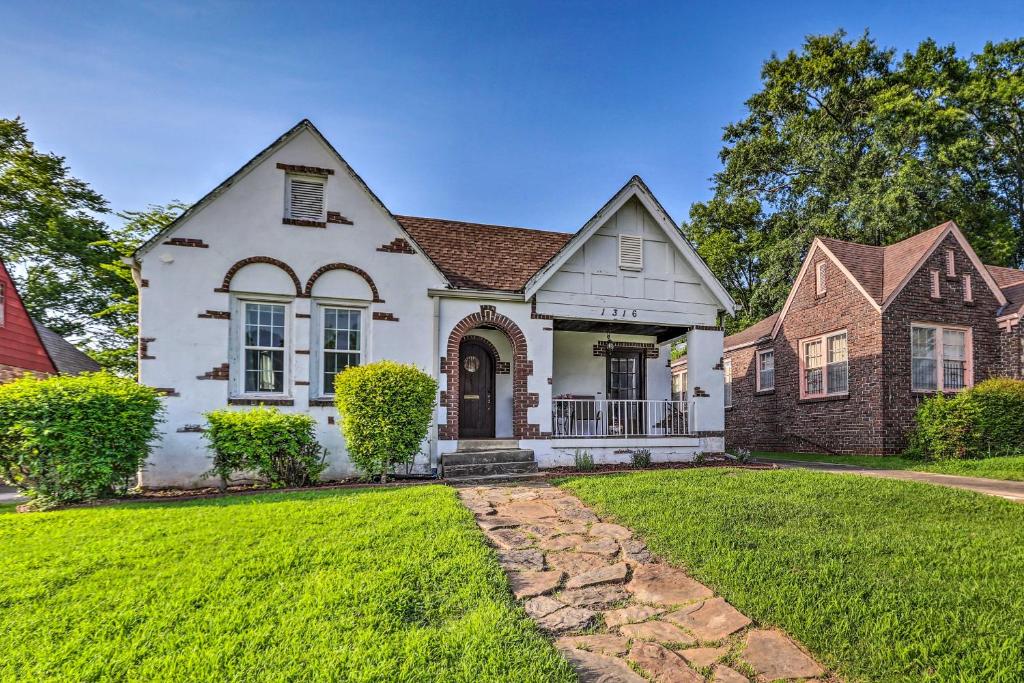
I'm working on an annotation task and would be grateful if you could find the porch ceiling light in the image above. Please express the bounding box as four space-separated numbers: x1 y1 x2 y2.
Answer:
605 334 615 352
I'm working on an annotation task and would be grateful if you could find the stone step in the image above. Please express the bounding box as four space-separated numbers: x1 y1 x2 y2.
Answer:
442 448 536 466
444 459 539 479
456 439 520 452
445 472 548 486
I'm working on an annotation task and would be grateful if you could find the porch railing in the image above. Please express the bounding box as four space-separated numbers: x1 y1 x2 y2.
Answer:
551 399 691 438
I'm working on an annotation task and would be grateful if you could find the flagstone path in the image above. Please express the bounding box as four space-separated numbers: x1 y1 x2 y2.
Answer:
458 483 832 683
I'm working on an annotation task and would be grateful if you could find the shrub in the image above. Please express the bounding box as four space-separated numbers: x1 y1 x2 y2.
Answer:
907 378 1024 460
573 449 595 471
729 447 753 464
629 448 652 468
334 361 437 483
0 372 163 507
204 407 326 488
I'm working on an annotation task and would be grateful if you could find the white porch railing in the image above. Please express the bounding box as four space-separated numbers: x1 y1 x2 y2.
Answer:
551 399 691 438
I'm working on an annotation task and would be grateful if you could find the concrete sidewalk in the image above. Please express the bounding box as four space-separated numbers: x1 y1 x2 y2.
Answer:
767 459 1024 502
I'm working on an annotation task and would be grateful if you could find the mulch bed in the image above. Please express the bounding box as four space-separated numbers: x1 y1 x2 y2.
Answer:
542 460 777 476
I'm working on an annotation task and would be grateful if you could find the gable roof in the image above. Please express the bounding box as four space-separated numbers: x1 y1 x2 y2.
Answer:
396 216 572 292
772 221 1009 337
724 312 780 351
32 322 101 375
523 176 736 314
132 119 446 283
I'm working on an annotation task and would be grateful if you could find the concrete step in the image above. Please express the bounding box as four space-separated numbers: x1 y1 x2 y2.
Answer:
457 439 520 452
446 472 548 486
443 448 535 466
444 460 540 479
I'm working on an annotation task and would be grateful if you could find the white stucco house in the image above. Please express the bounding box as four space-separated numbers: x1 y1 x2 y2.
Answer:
131 120 734 487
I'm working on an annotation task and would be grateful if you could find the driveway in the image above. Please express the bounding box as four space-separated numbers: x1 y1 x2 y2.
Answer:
767 459 1024 503
0 486 26 504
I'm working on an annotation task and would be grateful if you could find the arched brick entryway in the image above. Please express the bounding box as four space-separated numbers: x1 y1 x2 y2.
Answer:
440 306 540 440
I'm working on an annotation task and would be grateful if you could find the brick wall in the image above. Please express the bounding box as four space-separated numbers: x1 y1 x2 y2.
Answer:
881 233 1006 452
722 344 783 451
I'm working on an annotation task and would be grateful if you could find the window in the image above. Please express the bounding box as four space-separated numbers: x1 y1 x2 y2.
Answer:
0 282 5 327
816 261 827 295
757 349 774 392
618 234 643 271
672 370 687 402
930 269 940 298
723 359 733 407
912 324 972 392
317 306 362 395
241 302 287 394
286 175 325 221
946 249 956 277
963 274 973 303
801 330 847 398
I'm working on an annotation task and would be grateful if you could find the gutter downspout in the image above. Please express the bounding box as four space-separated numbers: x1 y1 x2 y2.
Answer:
430 295 441 476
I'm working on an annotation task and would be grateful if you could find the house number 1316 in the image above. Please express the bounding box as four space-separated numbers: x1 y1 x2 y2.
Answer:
601 308 638 318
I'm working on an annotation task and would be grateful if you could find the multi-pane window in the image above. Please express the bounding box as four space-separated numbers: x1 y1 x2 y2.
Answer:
912 324 971 392
320 307 362 395
671 370 687 402
757 349 775 392
724 359 733 407
243 302 286 393
801 331 848 398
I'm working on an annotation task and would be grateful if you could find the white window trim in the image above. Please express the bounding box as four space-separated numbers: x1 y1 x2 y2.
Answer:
910 322 973 393
815 261 826 296
0 281 5 327
723 359 733 408
800 329 848 399
230 295 293 398
285 173 326 222
310 300 368 398
756 348 775 392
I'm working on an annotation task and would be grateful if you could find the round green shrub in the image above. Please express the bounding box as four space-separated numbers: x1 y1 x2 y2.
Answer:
0 372 163 506
906 378 1024 460
204 407 326 488
334 360 437 483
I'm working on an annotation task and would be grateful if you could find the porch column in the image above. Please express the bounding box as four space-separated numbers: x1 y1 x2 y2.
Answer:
685 328 724 433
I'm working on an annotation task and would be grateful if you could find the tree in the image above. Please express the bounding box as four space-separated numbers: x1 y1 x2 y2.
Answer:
685 31 1022 334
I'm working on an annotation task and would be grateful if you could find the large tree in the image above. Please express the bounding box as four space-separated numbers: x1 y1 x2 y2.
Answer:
685 32 1023 333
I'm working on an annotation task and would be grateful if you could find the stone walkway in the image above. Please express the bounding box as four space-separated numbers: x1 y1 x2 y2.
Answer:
458 484 830 683
767 459 1024 503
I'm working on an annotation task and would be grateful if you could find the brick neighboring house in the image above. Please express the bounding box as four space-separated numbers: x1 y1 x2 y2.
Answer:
0 258 99 383
672 221 1024 455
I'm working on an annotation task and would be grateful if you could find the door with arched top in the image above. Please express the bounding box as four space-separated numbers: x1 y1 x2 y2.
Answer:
459 340 495 438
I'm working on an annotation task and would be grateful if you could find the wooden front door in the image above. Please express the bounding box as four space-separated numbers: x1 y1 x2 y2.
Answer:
459 340 495 438
606 349 646 435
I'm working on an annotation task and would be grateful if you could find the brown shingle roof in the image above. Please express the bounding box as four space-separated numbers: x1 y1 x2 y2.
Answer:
880 222 954 301
988 265 1024 316
396 215 573 292
723 312 780 350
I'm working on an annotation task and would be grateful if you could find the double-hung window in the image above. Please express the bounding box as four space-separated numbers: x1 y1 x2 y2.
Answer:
317 306 363 396
723 360 733 407
757 349 774 392
241 302 287 394
801 330 847 398
911 324 971 392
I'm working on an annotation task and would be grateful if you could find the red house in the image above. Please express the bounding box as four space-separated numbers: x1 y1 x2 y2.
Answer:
0 258 99 382
673 221 1024 455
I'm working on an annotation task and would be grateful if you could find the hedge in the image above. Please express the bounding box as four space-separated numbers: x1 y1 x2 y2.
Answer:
334 361 436 483
0 372 163 506
204 407 326 488
906 378 1024 460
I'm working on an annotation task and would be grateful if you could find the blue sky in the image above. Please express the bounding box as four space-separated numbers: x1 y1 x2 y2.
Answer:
3 1 1023 232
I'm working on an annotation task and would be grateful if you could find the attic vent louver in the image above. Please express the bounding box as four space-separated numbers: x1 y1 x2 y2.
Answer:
618 234 643 271
287 176 325 222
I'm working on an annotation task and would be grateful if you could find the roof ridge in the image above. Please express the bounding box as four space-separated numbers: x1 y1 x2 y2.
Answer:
394 214 571 237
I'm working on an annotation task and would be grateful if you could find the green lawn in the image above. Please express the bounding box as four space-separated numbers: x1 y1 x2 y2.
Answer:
0 486 574 682
560 469 1024 682
756 451 1024 481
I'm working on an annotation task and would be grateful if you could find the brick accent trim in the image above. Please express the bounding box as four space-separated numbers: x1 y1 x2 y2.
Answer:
295 380 310 386
198 310 230 320
282 217 326 228
228 397 294 406
462 334 511 375
164 237 209 248
327 211 354 225
139 337 156 360
197 363 230 380
304 262 384 302
308 398 334 407
440 305 540 439
152 387 179 397
692 387 710 397
140 278 149 288
295 349 310 355
217 256 303 296
372 311 399 322
530 298 553 320
295 313 311 319
276 162 334 176
593 340 660 358
695 430 725 437
377 237 416 254
177 424 205 433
